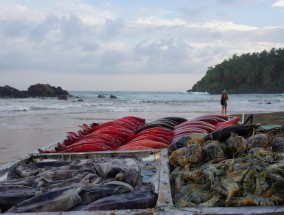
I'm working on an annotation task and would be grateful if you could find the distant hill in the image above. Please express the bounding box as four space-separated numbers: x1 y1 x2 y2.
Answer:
189 48 284 94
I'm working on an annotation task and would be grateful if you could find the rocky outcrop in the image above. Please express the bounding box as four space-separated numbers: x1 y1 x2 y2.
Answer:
0 85 28 98
97 94 118 99
0 84 70 99
27 84 69 97
97 95 106 98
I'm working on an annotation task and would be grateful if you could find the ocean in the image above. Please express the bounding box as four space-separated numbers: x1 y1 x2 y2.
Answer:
0 91 283 164
1 91 283 117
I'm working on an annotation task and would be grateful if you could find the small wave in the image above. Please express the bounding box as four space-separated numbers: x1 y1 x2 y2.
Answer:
189 91 210 95
30 106 59 111
12 109 28 112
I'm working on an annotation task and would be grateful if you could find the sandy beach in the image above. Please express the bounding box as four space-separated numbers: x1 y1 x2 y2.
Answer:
0 111 284 165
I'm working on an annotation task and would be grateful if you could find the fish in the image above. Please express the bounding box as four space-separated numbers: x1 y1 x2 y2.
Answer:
0 192 36 212
93 158 140 179
38 170 81 182
7 161 70 179
6 187 82 213
79 181 133 205
36 172 96 189
0 186 39 212
115 168 142 187
81 190 157 211
0 176 38 187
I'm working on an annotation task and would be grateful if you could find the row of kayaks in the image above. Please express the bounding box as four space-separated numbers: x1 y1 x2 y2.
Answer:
39 114 242 154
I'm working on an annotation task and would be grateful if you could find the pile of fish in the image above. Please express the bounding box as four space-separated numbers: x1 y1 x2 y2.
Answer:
40 115 241 153
169 123 284 207
0 157 158 213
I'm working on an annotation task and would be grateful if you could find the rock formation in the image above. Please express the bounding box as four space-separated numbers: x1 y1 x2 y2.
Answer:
0 85 28 98
27 84 69 97
0 84 70 99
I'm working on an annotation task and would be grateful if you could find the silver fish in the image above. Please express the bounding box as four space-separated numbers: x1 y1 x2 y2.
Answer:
6 187 82 213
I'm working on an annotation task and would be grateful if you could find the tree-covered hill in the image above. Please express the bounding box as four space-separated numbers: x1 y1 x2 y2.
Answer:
190 48 284 94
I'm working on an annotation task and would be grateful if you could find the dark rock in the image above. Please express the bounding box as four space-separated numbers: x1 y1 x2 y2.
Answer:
110 95 117 99
0 84 71 98
0 85 28 98
27 84 69 98
78 98 84 102
58 95 68 100
97 95 105 98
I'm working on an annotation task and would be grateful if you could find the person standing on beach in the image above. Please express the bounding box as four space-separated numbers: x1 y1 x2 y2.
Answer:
221 90 228 115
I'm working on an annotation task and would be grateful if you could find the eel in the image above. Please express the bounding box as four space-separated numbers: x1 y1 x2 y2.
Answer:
79 181 133 204
6 187 82 213
82 190 157 211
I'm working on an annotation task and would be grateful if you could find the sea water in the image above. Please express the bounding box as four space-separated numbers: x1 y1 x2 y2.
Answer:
1 91 283 117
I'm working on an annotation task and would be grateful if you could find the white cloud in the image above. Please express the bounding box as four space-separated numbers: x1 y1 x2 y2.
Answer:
272 0 284 7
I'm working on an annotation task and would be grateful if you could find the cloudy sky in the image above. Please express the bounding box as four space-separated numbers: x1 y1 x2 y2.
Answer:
0 0 284 91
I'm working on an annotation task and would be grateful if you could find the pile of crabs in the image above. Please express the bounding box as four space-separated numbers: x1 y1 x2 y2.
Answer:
169 118 284 208
38 114 284 208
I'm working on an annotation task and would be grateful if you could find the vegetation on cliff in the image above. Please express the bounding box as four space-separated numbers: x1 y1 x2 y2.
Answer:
190 48 284 94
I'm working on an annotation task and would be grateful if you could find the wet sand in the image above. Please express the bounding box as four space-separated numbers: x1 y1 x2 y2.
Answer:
0 111 283 165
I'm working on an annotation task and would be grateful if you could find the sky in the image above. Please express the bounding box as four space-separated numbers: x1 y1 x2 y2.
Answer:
0 0 284 91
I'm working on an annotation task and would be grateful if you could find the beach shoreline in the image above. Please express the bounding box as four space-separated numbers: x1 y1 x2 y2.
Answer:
0 111 283 165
